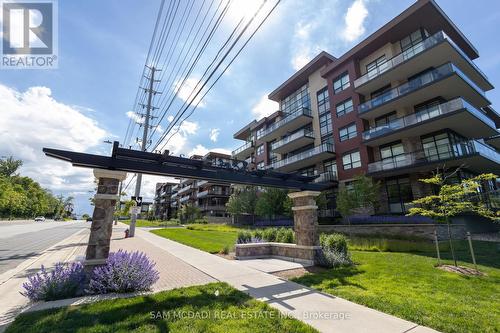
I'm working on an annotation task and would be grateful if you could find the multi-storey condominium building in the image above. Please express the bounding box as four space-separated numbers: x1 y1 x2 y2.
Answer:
233 0 500 216
153 182 177 220
171 152 232 221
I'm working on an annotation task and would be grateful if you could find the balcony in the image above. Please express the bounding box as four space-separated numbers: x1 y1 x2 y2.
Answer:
271 129 315 154
358 63 490 119
199 205 227 212
354 31 492 95
313 171 338 183
179 196 191 204
362 98 498 146
232 141 254 160
257 107 313 142
268 143 335 172
367 140 500 177
180 178 195 185
177 184 194 195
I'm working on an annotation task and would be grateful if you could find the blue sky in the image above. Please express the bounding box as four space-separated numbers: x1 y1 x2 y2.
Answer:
1 0 499 215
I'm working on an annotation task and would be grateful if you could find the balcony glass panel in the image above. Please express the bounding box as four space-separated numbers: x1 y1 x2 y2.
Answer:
313 171 338 183
271 129 314 151
257 107 312 139
362 98 495 141
268 143 334 169
368 140 499 173
354 31 487 88
232 141 253 156
358 63 486 114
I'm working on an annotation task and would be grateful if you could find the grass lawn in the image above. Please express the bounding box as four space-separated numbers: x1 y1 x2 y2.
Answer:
151 224 239 253
6 282 316 333
292 249 500 333
122 219 180 228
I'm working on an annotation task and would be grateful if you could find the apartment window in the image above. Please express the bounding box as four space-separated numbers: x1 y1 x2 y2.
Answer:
333 72 350 94
414 98 445 122
400 29 429 59
319 112 332 136
324 159 337 175
386 177 414 213
300 166 315 177
366 55 388 78
336 98 354 117
317 87 330 114
321 135 334 146
256 127 265 138
380 141 405 169
342 150 361 170
421 131 473 162
281 84 310 114
374 111 397 127
339 123 357 142
256 144 264 156
257 161 265 170
370 84 392 100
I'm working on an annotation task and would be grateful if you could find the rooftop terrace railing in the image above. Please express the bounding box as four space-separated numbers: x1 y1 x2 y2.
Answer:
257 107 312 140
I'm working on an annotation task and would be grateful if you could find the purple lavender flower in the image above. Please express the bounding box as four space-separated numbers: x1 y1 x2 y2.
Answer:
87 250 159 294
21 262 85 302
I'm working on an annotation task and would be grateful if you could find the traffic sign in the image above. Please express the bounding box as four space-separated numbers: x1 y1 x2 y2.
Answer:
131 196 143 206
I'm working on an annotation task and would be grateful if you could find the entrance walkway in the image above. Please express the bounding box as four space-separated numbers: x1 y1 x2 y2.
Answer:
136 227 439 333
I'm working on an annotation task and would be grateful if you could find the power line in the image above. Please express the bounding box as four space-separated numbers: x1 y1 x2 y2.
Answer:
153 0 273 151
158 0 281 152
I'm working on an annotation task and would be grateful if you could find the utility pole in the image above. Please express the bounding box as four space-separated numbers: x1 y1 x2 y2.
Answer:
129 66 160 237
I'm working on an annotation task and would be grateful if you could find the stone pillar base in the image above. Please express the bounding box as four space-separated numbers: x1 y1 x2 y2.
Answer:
288 191 321 247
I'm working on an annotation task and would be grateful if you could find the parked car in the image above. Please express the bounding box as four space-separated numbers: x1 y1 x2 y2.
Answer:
34 216 45 222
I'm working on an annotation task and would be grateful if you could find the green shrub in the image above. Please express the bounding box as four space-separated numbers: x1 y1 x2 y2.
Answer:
275 227 294 243
320 233 348 255
219 245 229 255
318 233 352 268
253 229 263 241
262 227 278 242
237 231 252 244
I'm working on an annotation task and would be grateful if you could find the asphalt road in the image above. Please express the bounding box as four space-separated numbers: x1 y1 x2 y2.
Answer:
0 220 89 274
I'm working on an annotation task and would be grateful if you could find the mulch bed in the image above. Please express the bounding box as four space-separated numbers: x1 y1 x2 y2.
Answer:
437 264 485 276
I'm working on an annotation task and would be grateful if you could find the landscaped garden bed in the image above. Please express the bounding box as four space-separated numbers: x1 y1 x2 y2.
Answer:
7 282 317 333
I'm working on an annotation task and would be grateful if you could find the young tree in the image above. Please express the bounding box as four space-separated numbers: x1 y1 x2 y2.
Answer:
255 187 292 219
407 172 499 266
336 175 380 219
226 186 258 218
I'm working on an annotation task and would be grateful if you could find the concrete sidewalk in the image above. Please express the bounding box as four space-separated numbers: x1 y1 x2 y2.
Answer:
0 227 89 332
136 227 439 333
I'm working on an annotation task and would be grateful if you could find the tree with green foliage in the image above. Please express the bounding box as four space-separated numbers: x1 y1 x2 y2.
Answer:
336 175 380 236
0 156 23 177
226 186 258 218
407 172 499 266
255 187 292 219
179 203 201 223
336 175 380 218
82 213 90 220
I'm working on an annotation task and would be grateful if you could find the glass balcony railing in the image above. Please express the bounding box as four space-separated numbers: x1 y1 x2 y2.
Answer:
232 141 253 156
177 185 193 195
354 31 488 88
367 140 500 173
257 107 312 140
362 98 495 141
313 171 338 183
268 143 334 170
358 62 486 114
271 129 314 151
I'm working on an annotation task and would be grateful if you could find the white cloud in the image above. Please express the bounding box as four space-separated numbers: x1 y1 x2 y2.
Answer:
342 0 369 42
251 94 278 120
209 128 220 142
126 110 144 124
155 119 199 155
188 144 231 157
291 22 319 70
173 77 206 108
0 84 108 210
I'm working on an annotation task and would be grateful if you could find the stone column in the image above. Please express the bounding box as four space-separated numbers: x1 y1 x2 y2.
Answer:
288 191 321 246
85 169 127 273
